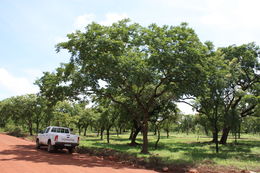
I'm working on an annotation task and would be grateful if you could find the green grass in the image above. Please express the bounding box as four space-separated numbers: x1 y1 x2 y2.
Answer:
79 132 260 170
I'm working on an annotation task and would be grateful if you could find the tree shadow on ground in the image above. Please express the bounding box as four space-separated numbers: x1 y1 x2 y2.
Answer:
0 144 151 171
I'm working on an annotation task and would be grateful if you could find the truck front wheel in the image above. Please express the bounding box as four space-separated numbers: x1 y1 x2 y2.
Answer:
68 147 75 153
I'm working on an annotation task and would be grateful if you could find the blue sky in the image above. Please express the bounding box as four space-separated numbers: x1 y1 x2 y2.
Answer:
1 0 260 113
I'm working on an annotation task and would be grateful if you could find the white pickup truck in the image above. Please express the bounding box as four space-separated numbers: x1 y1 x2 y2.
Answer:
36 126 79 153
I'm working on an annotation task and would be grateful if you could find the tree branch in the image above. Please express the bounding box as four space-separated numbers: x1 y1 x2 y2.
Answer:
240 104 256 117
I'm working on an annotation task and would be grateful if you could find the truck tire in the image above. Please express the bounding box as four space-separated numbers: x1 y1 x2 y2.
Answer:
68 147 75 153
36 139 40 149
47 140 53 153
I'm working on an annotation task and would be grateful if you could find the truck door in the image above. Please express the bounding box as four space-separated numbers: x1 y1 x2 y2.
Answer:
43 127 51 145
38 128 47 144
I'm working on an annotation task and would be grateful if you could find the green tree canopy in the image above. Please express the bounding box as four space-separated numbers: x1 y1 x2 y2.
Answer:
37 19 210 153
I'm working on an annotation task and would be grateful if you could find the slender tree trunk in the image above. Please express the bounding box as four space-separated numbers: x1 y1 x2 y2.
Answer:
83 125 88 136
166 129 169 138
27 120 33 136
214 125 219 153
154 125 157 135
107 127 110 144
213 107 219 153
238 122 241 139
29 125 33 136
100 127 104 140
154 126 160 149
235 131 237 144
220 127 230 144
215 130 219 153
141 114 149 154
78 124 82 135
36 118 39 134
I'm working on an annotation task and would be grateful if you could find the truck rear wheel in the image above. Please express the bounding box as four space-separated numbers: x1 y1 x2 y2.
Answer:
47 141 53 153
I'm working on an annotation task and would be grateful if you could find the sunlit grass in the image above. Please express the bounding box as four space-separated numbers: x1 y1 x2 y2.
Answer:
79 132 260 170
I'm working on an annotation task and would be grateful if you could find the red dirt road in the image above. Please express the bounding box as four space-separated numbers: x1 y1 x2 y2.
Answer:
0 134 157 173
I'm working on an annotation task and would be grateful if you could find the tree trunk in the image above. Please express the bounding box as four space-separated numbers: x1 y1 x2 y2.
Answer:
219 127 230 144
154 126 157 135
27 120 33 136
100 127 104 140
141 114 149 154
154 127 160 149
129 128 134 140
212 131 217 143
36 119 39 134
107 127 110 144
213 116 219 153
238 122 241 139
29 125 33 136
129 126 141 146
83 125 88 136
215 130 219 153
166 130 169 138
78 124 81 135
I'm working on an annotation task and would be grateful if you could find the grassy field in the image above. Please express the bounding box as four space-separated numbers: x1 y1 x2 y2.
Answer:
79 132 260 170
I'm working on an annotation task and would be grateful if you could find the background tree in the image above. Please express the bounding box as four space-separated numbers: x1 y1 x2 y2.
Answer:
178 114 196 135
218 43 260 144
181 50 230 153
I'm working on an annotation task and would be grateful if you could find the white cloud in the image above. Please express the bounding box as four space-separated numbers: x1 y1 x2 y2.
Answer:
177 103 196 115
74 13 128 31
200 0 260 29
74 14 95 30
0 68 38 98
100 13 128 26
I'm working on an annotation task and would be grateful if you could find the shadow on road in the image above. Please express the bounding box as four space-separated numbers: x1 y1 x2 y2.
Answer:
0 144 144 170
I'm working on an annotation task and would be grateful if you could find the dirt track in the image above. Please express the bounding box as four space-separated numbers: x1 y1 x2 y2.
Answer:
0 134 157 173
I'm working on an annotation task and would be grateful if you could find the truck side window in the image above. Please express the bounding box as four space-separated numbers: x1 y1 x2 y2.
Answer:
57 128 61 133
51 128 57 132
45 127 50 133
65 129 69 133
